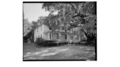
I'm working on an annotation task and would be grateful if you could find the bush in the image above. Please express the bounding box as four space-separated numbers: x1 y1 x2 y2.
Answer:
35 38 44 44
35 38 58 47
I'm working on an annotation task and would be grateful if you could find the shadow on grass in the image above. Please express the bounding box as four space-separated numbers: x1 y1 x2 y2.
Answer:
35 41 68 47
35 41 96 48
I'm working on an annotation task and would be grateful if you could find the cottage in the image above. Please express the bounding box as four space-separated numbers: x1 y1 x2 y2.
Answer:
34 24 81 43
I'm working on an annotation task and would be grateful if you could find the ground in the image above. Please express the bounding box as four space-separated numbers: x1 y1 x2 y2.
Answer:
23 43 96 61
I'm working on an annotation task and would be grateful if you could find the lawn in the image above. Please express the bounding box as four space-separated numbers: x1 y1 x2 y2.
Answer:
23 43 96 61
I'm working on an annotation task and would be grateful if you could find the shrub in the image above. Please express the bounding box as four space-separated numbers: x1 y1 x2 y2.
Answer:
35 38 45 45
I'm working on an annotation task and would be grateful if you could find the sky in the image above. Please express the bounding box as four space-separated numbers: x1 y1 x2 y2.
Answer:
23 3 50 23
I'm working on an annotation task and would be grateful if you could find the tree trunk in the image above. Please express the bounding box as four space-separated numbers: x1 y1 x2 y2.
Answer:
81 29 96 45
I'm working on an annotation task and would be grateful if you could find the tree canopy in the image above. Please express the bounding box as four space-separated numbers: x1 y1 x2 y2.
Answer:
42 2 97 44
24 2 97 45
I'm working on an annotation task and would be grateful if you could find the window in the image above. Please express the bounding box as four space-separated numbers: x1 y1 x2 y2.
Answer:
65 34 67 39
57 33 59 39
49 33 51 40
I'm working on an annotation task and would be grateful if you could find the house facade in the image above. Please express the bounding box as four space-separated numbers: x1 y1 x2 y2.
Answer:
34 24 50 42
34 24 82 43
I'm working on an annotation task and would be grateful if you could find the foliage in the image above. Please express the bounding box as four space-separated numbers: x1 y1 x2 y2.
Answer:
42 2 97 45
23 19 33 43
23 19 32 36
35 38 45 44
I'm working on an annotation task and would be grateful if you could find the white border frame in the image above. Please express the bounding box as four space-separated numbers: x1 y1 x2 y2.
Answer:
21 0 98 63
